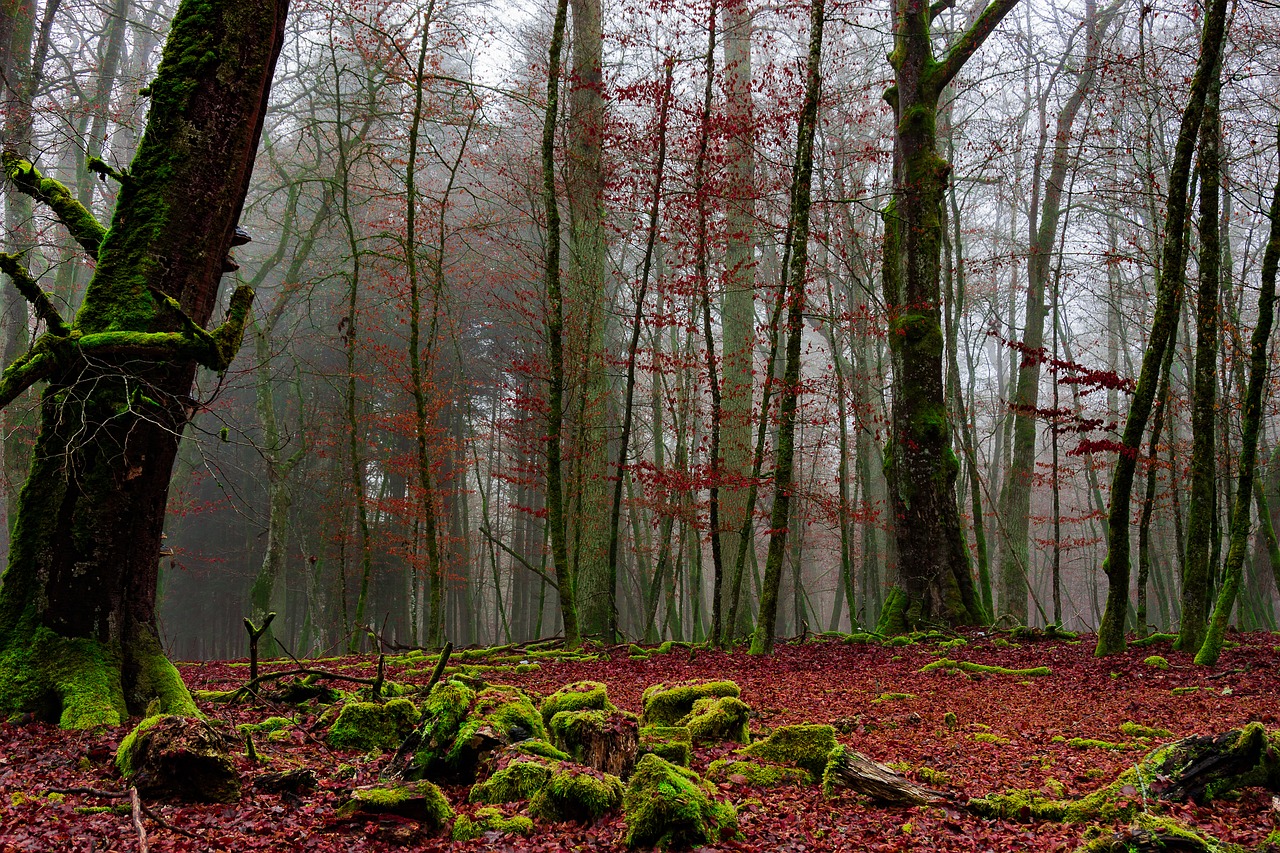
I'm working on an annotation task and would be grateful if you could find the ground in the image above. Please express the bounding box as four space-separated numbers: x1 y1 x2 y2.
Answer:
0 630 1276 851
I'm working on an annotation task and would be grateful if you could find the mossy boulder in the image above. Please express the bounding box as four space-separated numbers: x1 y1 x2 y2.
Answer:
641 680 741 727
677 695 750 745
540 680 614 726
116 715 240 803
469 753 557 804
529 763 624 823
335 780 453 834
408 680 545 781
548 708 639 776
325 698 418 752
508 738 570 762
451 806 534 841
739 724 837 782
638 725 692 767
706 758 809 787
623 753 738 848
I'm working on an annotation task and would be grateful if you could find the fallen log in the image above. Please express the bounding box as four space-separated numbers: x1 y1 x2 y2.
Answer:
822 744 950 806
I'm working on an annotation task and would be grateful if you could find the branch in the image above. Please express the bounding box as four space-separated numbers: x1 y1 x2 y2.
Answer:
931 0 1021 91
0 253 69 335
929 0 955 20
480 523 559 590
87 155 129 185
1 151 106 259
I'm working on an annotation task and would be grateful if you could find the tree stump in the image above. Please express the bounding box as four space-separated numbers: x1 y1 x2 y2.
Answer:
116 716 241 803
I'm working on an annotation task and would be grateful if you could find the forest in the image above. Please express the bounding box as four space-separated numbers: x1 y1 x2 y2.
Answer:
0 0 1278 849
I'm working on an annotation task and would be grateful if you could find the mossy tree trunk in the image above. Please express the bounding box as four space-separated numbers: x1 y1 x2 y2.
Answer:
1096 0 1228 656
0 0 285 728
880 0 1017 630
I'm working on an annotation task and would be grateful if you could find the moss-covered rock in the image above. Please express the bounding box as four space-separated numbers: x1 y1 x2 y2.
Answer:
325 698 418 752
638 726 692 767
706 759 809 787
739 724 837 782
451 807 534 841
1143 655 1170 670
335 780 453 833
676 695 750 745
469 754 556 804
540 680 614 726
509 738 570 762
116 715 240 803
529 764 624 823
548 708 639 776
409 680 545 781
641 680 741 727
623 754 738 848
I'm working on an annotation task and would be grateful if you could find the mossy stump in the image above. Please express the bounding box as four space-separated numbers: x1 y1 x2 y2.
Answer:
739 724 836 782
397 680 544 782
335 780 454 835
469 753 557 805
115 715 240 803
623 754 738 849
677 696 751 745
326 698 418 752
548 708 639 777
540 680 614 726
638 726 692 767
641 680 741 727
452 806 534 841
529 764 624 823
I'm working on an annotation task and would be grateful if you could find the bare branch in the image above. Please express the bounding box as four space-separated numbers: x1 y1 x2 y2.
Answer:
931 0 1021 92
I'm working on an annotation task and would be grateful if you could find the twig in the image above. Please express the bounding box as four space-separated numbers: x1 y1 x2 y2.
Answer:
129 787 149 853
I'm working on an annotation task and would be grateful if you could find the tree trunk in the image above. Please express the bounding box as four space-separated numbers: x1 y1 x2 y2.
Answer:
881 0 1017 630
0 0 285 727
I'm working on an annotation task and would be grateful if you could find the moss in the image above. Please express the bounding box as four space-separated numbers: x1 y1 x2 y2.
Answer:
973 732 1010 745
943 712 958 729
1130 632 1177 648
639 725 692 766
509 738 570 762
528 764 624 823
326 699 418 752
1171 686 1201 695
623 754 738 848
237 716 292 737
469 757 555 804
540 680 614 726
707 759 809 787
677 695 750 745
335 780 454 830
1118 722 1173 739
641 680 740 727
919 658 1051 677
0 628 130 728
451 807 534 841
740 724 837 782
413 680 544 779
874 692 915 702
1066 738 1135 751
1073 814 1218 853
115 714 168 778
918 766 950 786
938 637 968 648
1143 655 1170 670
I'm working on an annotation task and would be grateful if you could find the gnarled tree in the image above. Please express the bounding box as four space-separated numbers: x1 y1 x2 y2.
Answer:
0 0 287 727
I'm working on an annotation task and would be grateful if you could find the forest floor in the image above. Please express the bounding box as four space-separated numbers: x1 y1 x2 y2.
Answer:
1 628 1278 852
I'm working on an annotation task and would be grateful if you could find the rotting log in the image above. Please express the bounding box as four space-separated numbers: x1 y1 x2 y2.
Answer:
822 745 949 806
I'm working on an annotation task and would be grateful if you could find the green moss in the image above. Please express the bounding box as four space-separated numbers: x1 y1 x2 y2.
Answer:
451 807 533 841
1118 722 1173 739
1073 814 1217 853
740 724 837 782
509 739 570 762
943 712 958 729
541 680 614 726
1066 738 1135 751
919 658 1051 677
641 680 740 727
1143 655 1170 670
412 680 544 779
938 638 968 649
973 732 1010 745
623 754 738 848
639 725 692 767
876 587 909 635
874 692 915 702
335 780 453 830
237 716 292 737
707 759 809 787
326 699 418 752
115 714 168 778
918 766 950 786
469 757 555 804
1130 633 1177 648
528 764 624 823
1171 686 1201 695
678 695 750 744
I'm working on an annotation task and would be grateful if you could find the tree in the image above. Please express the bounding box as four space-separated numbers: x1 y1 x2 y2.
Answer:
0 0 286 727
879 0 1017 631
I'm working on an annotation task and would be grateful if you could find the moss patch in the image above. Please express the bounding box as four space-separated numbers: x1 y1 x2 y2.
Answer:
528 764 624 823
639 725 692 767
469 756 555 804
1143 655 1170 670
677 695 750 745
739 724 837 782
707 759 809 788
451 807 533 841
540 680 614 726
326 699 418 752
1118 722 1174 739
642 680 741 727
335 780 453 832
411 680 544 781
919 658 1051 678
623 754 738 848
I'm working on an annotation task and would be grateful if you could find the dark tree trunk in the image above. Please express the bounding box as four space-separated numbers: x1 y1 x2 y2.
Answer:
0 0 286 727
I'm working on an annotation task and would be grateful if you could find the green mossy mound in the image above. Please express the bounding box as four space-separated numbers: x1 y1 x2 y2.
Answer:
408 680 544 781
739 724 837 782
540 680 614 726
508 738 570 762
469 753 556 804
1143 655 1170 670
638 726 692 767
1119 722 1174 739
529 764 624 823
623 754 738 848
919 658 1051 678
1073 814 1217 853
678 695 750 745
548 708 639 776
706 758 809 788
116 715 240 803
335 780 453 833
326 698 418 752
641 680 741 727
451 806 534 841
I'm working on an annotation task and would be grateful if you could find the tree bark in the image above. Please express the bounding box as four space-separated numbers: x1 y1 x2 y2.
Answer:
0 0 285 727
